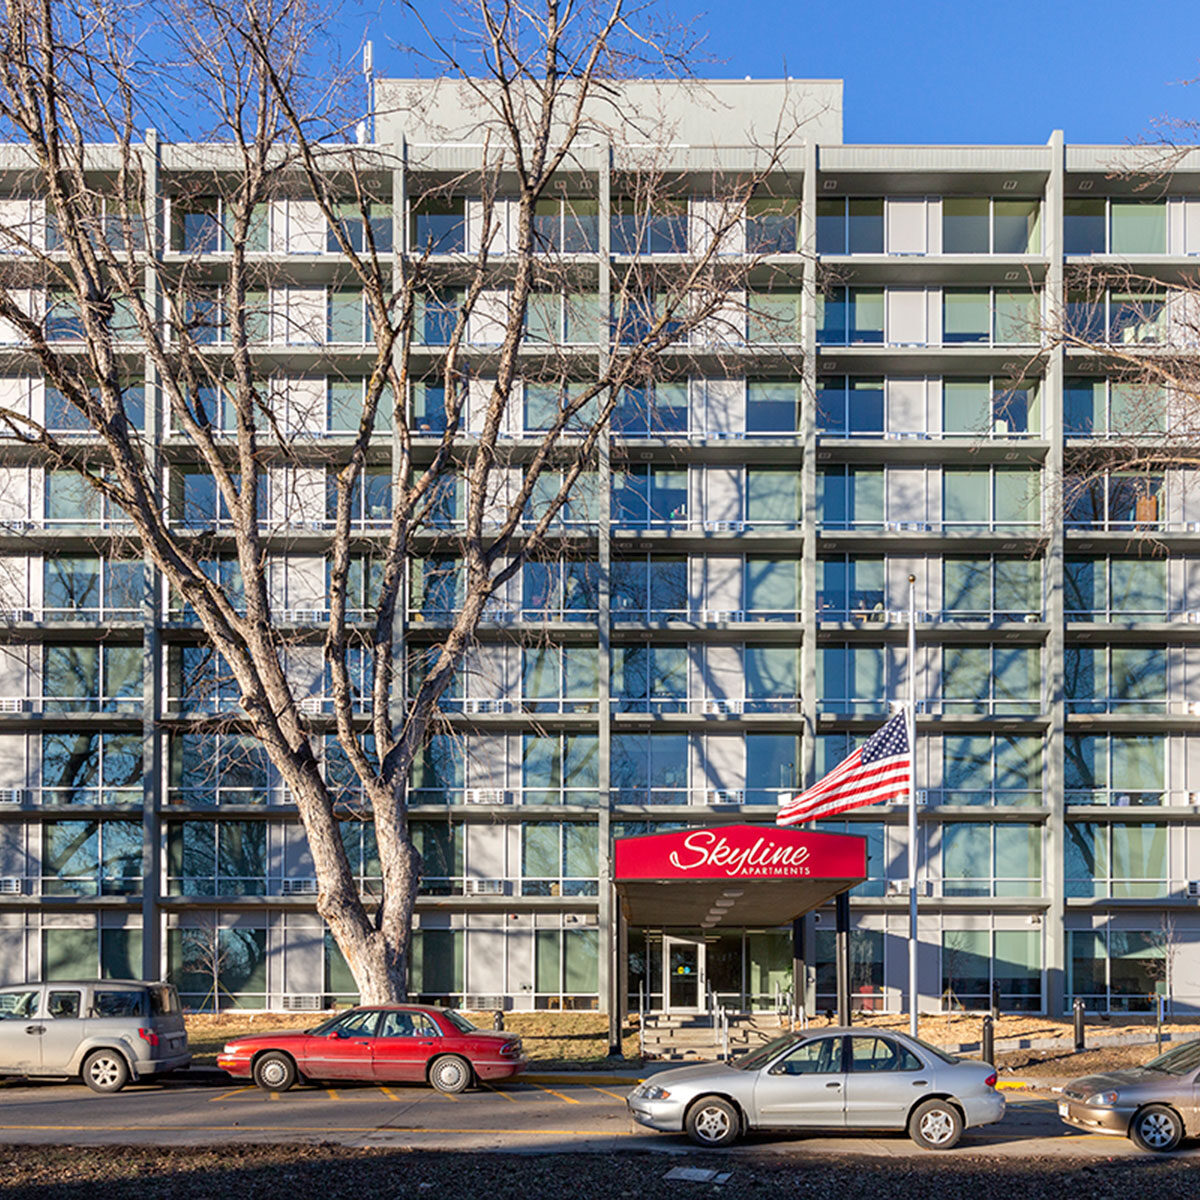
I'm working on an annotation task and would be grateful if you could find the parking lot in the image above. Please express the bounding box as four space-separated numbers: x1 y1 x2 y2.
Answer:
0 1074 1196 1159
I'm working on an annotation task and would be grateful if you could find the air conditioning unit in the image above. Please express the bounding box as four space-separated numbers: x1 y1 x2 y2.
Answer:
464 698 507 715
298 697 323 714
281 994 323 1012
463 995 504 1010
464 878 507 896
915 790 929 807
704 520 745 533
703 699 743 715
0 878 22 895
293 609 324 623
885 609 907 623
464 788 509 805
0 789 24 805
1188 881 1200 899
888 880 933 898
0 609 33 622
707 789 745 805
0 699 26 713
281 878 319 896
701 609 743 623
487 609 516 624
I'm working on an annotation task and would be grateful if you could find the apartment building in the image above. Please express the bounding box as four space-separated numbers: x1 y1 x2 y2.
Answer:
1 78 1199 1018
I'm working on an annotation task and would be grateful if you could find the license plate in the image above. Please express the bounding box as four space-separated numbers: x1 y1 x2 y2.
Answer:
1058 1102 1069 1117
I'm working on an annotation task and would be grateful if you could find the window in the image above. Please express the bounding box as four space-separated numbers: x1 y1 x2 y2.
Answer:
521 823 599 896
817 645 889 716
330 466 392 528
411 381 450 433
746 381 801 434
171 468 266 530
1065 645 1166 713
1108 290 1165 344
410 930 463 1002
941 644 1040 714
323 734 378 802
940 823 1041 897
327 287 368 343
43 645 142 713
532 196 599 253
340 819 383 893
521 559 600 622
1068 930 1166 1013
166 821 267 896
943 468 1039 532
410 556 462 622
45 379 145 433
942 198 1040 255
170 733 269 807
1064 378 1166 437
1065 472 1163 530
42 821 142 896
44 557 141 621
172 196 222 252
1065 734 1165 807
744 646 799 713
1065 198 1166 256
817 377 884 437
411 197 465 253
942 378 1040 437
747 289 802 344
817 467 884 529
746 197 799 253
520 734 599 807
610 556 687 621
610 733 688 805
943 289 1038 345
522 646 599 713
745 557 800 621
328 378 390 433
169 925 267 1009
1066 823 1168 899
534 926 599 1009
169 556 244 623
416 289 463 345
745 469 801 527
42 732 142 806
940 734 1042 807
611 198 687 255
942 556 1041 621
1064 198 1106 255
815 930 885 1008
848 1036 922 1072
816 198 884 255
411 734 464 804
327 202 392 254
45 470 129 528
611 382 687 436
817 287 883 345
527 470 599 528
774 1036 844 1075
941 929 1041 1011
1065 557 1166 622
525 381 599 434
745 734 800 807
612 466 688 528
817 556 884 621
611 645 688 713
175 645 239 714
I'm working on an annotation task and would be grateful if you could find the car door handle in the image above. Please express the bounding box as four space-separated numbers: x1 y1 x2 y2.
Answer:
25 1025 44 1035
419 1041 434 1046
912 1080 928 1087
825 1081 842 1089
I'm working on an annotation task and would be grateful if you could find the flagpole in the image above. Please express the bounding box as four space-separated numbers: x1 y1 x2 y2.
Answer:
907 574 919 1039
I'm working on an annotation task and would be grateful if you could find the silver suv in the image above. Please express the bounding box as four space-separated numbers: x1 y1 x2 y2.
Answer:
0 980 190 1092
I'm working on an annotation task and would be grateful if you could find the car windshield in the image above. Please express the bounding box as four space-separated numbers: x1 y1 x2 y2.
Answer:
440 1010 477 1034
730 1033 800 1071
1142 1038 1200 1076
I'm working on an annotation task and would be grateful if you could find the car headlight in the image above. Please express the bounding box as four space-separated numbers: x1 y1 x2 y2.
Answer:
637 1085 672 1101
1085 1091 1119 1106
221 1043 246 1055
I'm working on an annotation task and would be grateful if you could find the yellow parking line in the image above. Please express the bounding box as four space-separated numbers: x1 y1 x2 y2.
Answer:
483 1084 517 1103
379 1087 401 1102
209 1087 256 1102
532 1085 579 1105
324 1089 340 1101
0 1123 636 1137
586 1086 627 1102
268 1092 281 1101
439 1090 459 1102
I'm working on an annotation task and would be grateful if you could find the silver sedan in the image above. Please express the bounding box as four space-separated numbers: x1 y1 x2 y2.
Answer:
627 1027 1004 1149
1057 1036 1200 1152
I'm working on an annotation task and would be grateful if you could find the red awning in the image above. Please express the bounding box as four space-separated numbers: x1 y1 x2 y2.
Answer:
613 824 867 927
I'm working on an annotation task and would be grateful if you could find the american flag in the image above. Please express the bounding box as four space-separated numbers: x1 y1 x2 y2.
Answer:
777 711 912 826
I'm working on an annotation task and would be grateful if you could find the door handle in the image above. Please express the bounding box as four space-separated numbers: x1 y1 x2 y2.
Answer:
25 1025 44 1035
825 1081 842 1089
419 1040 434 1046
913 1080 928 1087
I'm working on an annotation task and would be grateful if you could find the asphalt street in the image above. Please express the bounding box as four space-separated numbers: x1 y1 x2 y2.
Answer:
0 1075 1196 1159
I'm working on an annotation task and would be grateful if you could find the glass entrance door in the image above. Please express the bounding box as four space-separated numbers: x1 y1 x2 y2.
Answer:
664 935 706 1012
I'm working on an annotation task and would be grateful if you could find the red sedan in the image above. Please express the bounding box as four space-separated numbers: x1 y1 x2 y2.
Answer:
216 1005 527 1093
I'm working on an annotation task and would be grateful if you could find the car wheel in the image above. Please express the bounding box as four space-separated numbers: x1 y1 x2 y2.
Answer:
252 1052 298 1092
909 1098 964 1150
429 1055 472 1094
1130 1104 1183 1153
685 1096 740 1148
82 1050 129 1094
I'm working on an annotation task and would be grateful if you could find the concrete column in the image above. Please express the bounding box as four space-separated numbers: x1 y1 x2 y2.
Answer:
791 915 807 1018
835 890 851 1025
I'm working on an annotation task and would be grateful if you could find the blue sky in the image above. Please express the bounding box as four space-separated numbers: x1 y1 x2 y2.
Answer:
333 0 1200 145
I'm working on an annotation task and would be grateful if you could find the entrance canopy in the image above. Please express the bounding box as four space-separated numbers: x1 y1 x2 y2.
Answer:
613 824 867 928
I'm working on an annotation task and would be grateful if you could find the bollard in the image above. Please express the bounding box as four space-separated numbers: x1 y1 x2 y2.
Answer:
1073 997 1085 1052
981 1014 994 1065
492 1010 504 1031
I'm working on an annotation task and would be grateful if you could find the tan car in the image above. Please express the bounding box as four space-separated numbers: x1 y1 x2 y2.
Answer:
0 980 190 1092
1057 1037 1200 1152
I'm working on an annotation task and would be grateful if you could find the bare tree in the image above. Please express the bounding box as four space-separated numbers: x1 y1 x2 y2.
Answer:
0 0 809 1001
